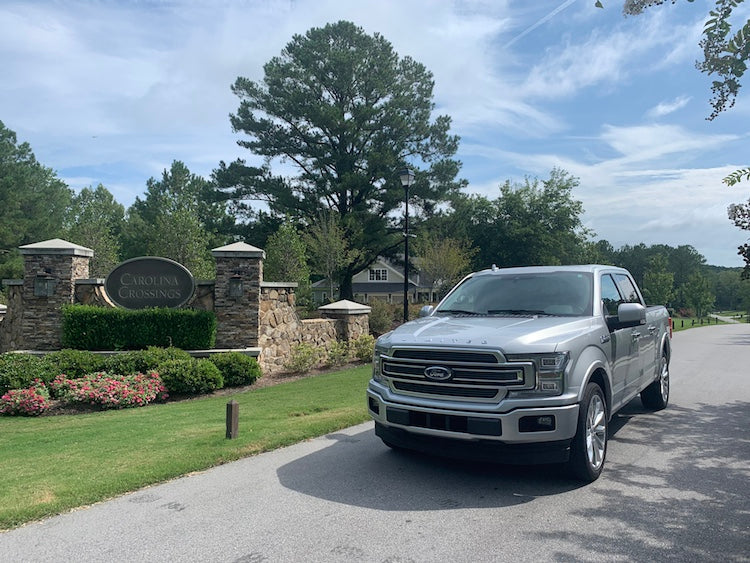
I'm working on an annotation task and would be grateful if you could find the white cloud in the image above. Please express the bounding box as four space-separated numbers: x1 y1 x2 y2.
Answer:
646 95 692 118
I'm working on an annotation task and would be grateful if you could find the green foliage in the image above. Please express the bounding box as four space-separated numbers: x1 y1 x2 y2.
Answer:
122 160 234 279
63 184 124 277
413 233 476 300
724 167 750 186
208 352 261 387
367 299 397 336
0 354 58 395
220 20 463 299
350 334 376 362
304 212 362 300
642 255 675 306
284 342 323 373
0 121 73 280
43 349 107 379
437 168 591 270
681 272 716 318
61 305 216 351
158 358 223 395
102 347 193 376
325 340 350 368
264 220 312 304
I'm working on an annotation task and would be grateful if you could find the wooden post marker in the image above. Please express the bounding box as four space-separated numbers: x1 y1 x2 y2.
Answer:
226 400 239 439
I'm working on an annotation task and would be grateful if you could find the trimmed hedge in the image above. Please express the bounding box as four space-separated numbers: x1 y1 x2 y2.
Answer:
61 305 216 351
0 354 58 396
208 352 261 387
158 358 223 395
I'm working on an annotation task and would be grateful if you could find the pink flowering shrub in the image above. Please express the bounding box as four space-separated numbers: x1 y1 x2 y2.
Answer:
50 372 168 410
0 380 51 416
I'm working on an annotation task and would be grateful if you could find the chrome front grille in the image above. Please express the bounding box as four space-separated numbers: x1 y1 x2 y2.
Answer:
381 348 535 402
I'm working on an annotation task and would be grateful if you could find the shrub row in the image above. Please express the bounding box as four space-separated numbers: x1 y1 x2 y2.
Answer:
61 305 217 351
283 334 375 373
0 348 261 397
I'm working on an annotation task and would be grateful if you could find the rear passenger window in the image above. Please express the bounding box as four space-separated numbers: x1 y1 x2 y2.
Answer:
614 274 641 304
600 275 622 316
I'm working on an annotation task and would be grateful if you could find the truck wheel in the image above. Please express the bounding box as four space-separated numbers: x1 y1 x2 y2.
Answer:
640 351 669 410
568 382 607 482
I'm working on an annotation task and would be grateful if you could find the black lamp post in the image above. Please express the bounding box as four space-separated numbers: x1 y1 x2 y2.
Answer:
399 168 415 323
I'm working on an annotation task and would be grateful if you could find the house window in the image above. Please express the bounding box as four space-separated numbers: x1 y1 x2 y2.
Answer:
369 269 388 281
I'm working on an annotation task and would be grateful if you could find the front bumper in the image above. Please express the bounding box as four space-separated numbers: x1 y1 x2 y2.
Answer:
367 383 580 464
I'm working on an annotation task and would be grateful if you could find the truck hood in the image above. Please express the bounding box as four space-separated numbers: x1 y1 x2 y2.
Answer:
380 314 594 354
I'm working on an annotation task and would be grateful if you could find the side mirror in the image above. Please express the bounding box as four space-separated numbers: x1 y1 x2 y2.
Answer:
607 302 646 330
418 305 434 318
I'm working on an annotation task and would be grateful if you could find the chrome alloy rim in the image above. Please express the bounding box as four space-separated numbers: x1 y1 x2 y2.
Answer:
660 358 670 401
585 394 607 470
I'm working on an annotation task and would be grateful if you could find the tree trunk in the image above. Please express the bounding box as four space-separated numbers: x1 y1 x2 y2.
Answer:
339 270 354 300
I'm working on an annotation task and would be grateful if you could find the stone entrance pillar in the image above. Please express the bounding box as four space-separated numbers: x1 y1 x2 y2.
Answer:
211 242 265 349
1 238 93 351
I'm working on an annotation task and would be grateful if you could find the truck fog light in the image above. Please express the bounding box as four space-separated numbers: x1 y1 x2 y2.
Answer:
541 381 560 392
519 415 557 432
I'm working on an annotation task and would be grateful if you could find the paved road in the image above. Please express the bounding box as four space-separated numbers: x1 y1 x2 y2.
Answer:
2 324 749 562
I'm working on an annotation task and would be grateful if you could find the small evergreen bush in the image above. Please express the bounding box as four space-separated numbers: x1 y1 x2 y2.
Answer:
103 347 193 376
208 352 261 387
0 353 58 395
350 334 376 362
158 358 223 395
43 349 106 379
284 342 322 373
325 340 350 367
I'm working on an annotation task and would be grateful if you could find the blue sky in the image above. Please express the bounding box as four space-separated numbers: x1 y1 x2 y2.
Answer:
1 0 747 266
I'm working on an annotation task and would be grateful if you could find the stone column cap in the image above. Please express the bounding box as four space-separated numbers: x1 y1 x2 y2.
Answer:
318 299 371 315
19 238 93 257
211 241 265 258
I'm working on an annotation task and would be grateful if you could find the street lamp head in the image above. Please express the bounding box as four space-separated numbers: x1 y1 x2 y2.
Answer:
399 168 415 187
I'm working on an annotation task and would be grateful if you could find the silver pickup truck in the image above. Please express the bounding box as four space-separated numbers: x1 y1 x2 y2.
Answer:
367 264 672 481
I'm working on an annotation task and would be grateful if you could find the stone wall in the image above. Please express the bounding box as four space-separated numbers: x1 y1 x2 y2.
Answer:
257 284 370 373
1 240 370 375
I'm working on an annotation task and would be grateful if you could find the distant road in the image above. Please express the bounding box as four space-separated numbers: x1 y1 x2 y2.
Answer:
1 324 749 562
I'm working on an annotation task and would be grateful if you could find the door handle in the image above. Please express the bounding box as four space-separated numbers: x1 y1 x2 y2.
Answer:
648 325 658 336
631 331 641 342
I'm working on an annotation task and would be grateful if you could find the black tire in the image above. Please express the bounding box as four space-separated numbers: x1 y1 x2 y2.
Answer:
568 382 608 482
641 351 669 411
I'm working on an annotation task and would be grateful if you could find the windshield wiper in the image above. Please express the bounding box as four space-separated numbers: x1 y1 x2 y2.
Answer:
487 309 549 316
436 309 485 316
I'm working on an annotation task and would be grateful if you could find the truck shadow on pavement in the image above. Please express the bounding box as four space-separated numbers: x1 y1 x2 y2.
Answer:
277 431 587 513
538 399 750 562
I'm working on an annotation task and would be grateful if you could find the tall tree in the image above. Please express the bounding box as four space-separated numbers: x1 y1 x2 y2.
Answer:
217 20 464 299
263 220 311 306
0 120 73 280
64 184 125 277
303 212 361 302
440 168 592 269
413 233 476 300
122 161 234 279
681 272 716 317
642 254 675 306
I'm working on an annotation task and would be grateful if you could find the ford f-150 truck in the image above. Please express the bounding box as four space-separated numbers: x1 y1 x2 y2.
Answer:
367 265 672 481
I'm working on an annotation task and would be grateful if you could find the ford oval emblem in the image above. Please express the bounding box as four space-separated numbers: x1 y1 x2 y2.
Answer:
424 366 453 381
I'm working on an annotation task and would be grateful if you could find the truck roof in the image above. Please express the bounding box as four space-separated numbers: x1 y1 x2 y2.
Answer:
475 264 630 276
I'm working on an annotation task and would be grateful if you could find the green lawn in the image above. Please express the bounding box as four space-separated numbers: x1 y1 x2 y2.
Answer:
0 365 372 530
672 316 728 332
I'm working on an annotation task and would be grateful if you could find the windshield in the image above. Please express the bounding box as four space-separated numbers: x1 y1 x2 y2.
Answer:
436 271 593 317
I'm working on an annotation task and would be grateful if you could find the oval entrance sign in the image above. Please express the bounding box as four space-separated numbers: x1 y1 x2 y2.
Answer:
105 257 195 309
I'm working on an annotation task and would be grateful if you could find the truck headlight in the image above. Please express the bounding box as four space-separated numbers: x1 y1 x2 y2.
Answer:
372 347 388 384
506 352 568 396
